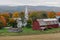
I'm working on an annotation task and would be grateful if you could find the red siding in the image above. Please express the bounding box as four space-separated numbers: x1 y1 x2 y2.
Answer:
32 20 40 30
47 25 53 29
52 24 59 28
46 24 59 28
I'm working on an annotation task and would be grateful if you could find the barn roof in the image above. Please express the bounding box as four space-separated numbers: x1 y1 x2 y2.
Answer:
43 19 57 21
37 18 57 21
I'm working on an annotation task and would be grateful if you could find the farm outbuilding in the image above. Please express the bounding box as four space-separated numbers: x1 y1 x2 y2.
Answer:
32 18 59 30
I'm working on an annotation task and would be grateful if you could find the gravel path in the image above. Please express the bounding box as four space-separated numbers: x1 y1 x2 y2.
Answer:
0 33 60 40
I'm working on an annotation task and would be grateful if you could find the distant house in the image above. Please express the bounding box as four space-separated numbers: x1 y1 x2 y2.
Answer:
32 18 59 30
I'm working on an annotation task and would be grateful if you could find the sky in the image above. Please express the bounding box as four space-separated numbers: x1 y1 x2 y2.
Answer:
0 0 60 7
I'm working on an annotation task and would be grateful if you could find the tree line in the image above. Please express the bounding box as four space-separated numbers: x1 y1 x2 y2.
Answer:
0 11 56 28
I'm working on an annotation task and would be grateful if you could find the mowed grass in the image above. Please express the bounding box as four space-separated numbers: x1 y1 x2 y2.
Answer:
0 27 60 36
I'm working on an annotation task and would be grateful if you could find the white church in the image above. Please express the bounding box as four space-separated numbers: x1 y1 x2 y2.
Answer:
13 6 29 28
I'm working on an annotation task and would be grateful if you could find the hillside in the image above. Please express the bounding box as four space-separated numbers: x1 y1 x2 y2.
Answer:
0 5 60 12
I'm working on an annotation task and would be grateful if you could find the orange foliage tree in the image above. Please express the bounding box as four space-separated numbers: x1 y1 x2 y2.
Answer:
0 16 7 27
1 12 10 23
1 12 10 18
12 12 20 18
47 11 56 18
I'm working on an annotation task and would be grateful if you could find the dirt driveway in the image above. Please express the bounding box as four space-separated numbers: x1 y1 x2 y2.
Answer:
0 33 60 40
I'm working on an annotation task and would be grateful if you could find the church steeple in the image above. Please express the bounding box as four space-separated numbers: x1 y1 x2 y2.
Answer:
25 6 28 20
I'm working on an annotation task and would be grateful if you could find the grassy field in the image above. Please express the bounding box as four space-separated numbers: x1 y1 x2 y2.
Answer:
0 27 60 36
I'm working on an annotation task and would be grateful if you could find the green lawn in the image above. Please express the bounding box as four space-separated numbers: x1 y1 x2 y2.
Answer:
0 27 60 36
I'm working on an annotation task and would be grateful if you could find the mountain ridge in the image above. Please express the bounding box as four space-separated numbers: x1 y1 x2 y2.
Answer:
0 5 60 12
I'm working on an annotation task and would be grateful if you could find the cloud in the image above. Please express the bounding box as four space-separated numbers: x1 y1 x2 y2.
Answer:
0 0 60 7
41 2 60 6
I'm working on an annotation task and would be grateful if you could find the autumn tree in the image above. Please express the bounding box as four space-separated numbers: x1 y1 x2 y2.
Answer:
29 11 47 20
19 12 25 27
12 11 20 18
1 12 10 18
1 12 10 24
38 11 47 19
0 16 7 28
20 12 24 18
29 11 38 20
47 11 56 18
9 18 17 28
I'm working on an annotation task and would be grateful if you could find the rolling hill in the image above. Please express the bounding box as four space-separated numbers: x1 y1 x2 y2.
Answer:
0 5 60 12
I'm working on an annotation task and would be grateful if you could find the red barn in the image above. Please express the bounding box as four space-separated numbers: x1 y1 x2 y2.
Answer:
32 18 59 30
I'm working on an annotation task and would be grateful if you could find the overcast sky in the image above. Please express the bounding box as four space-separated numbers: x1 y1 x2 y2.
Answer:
0 0 60 7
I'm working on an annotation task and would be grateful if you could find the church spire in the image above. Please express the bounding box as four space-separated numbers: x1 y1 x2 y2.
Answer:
25 6 28 20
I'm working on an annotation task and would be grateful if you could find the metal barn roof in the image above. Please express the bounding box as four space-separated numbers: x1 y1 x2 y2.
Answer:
37 18 57 21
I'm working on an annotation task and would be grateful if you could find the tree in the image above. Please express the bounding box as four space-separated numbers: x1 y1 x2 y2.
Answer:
29 11 47 20
1 12 10 18
0 20 3 29
26 18 32 28
0 16 7 27
12 12 20 18
8 18 17 28
19 12 26 27
1 12 10 23
38 11 47 19
47 11 56 18
29 11 38 21
20 12 25 23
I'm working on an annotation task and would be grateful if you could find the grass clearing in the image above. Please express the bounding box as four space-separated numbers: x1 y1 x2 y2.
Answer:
0 27 60 36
